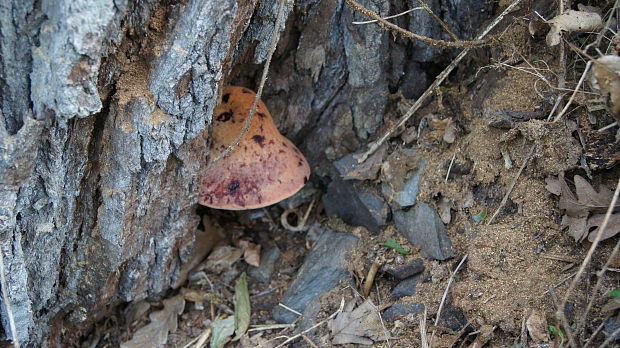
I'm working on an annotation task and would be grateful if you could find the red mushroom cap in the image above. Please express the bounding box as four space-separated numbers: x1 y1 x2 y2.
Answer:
199 86 311 210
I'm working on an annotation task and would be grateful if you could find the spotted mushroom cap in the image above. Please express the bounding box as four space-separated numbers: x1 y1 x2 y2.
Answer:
199 86 311 210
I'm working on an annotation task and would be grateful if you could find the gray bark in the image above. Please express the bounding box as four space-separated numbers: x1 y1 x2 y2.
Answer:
0 0 491 345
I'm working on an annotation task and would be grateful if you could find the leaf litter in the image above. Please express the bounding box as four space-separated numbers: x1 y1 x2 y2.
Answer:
120 295 185 348
328 298 388 345
545 173 620 242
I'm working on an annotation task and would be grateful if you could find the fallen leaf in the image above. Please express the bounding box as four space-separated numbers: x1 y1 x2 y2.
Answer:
329 299 386 345
121 295 185 348
180 288 207 303
204 246 243 273
546 10 602 46
384 238 410 255
210 316 235 348
526 310 549 343
591 55 620 122
547 173 620 242
123 300 151 325
233 273 251 341
238 240 261 267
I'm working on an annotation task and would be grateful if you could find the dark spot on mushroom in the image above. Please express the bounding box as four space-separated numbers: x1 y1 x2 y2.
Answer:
269 139 275 145
259 124 264 132
282 142 288 147
243 145 248 151
279 149 286 154
298 161 303 166
257 112 267 118
228 180 240 193
252 135 265 147
294 148 301 154
242 89 251 94
216 111 233 122
222 93 230 103
304 176 308 184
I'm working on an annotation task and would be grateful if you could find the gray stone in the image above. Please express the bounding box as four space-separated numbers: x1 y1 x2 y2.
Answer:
382 302 425 322
272 230 359 323
385 258 424 280
380 148 426 209
248 246 281 283
394 203 454 260
390 274 423 299
323 176 389 234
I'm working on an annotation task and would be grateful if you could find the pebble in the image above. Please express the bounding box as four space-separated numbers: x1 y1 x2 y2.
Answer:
271 229 359 323
390 274 423 298
381 157 427 208
323 176 389 234
394 203 454 260
382 302 425 322
248 246 281 283
385 258 424 280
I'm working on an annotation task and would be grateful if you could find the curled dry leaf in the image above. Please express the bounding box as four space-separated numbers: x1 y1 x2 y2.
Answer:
120 295 185 348
591 55 620 122
210 316 235 348
204 246 243 273
526 309 549 343
329 299 387 345
238 240 261 268
546 10 602 46
546 173 620 242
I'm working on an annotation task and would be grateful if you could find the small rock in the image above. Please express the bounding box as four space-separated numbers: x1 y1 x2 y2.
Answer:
380 148 427 208
272 230 359 323
248 246 281 283
382 301 425 322
384 258 424 279
394 203 454 260
323 176 389 234
390 274 423 298
437 302 468 331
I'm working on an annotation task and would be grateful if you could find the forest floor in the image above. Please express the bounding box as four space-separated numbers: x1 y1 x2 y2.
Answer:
87 3 620 348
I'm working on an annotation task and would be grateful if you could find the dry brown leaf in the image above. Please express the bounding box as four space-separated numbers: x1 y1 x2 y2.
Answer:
526 310 549 343
546 10 602 46
204 246 243 273
592 55 620 122
238 240 261 267
121 295 185 348
328 299 386 345
547 173 619 241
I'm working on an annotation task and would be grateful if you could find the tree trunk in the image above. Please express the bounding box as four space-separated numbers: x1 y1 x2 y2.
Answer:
0 0 491 345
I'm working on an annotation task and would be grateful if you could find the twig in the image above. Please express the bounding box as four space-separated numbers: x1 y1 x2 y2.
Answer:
0 246 20 348
273 298 345 348
248 323 295 332
583 320 606 348
345 0 490 48
543 272 578 295
598 121 617 132
277 302 302 317
557 176 620 348
487 145 535 225
355 0 525 164
420 307 429 348
553 61 592 122
445 152 456 183
416 0 458 41
429 254 468 346
352 7 423 25
205 0 288 170
600 325 620 348
301 334 319 348
362 261 381 298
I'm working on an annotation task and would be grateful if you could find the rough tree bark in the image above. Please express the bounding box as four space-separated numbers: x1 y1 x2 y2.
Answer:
0 0 491 346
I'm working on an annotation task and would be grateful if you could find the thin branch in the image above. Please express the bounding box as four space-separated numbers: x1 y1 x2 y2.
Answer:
487 145 535 225
352 7 423 25
345 0 491 48
553 61 592 122
355 0 525 164
205 0 288 170
416 0 458 41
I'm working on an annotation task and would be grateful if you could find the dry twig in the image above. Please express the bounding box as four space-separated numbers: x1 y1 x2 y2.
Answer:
355 0 526 164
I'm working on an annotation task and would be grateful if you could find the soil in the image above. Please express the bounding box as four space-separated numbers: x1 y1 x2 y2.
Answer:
87 4 620 348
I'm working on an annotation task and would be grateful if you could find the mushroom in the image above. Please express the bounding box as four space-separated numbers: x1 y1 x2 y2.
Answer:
199 86 311 210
